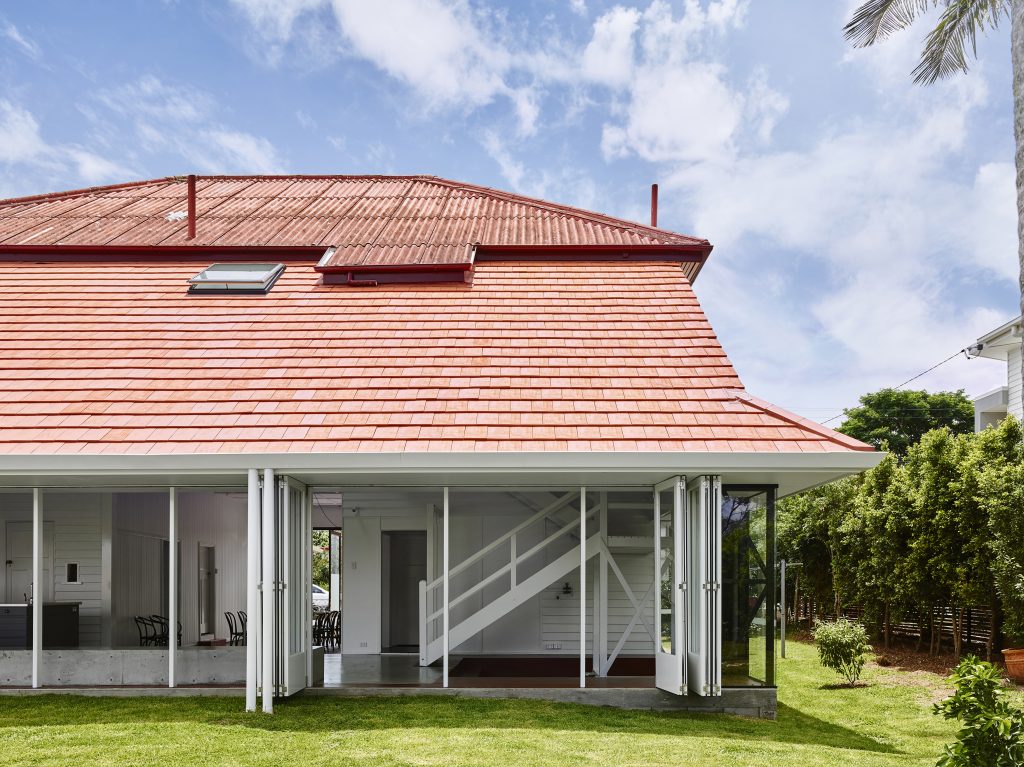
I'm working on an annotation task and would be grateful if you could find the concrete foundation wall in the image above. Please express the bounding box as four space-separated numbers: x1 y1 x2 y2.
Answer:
0 647 245 686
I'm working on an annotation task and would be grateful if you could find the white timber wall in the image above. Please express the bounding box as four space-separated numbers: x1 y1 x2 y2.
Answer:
1009 345 1023 422
0 491 108 647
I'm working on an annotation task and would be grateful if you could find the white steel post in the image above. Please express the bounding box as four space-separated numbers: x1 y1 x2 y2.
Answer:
597 491 608 676
261 469 276 713
579 486 586 689
442 486 450 689
31 488 42 689
245 469 259 711
168 487 178 688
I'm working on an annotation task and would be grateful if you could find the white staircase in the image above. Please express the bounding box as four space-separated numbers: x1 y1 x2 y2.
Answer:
419 492 598 666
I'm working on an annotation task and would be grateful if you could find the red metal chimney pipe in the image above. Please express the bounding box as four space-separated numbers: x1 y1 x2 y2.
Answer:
650 183 658 227
186 174 197 240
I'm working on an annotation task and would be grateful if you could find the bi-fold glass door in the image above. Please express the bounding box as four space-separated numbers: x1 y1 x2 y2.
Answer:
686 475 722 697
653 474 723 697
276 476 310 697
654 476 686 694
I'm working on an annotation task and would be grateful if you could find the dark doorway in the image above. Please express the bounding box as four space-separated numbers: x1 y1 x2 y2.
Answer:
381 531 427 653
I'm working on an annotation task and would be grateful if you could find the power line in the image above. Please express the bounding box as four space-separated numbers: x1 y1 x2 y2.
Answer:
820 347 969 425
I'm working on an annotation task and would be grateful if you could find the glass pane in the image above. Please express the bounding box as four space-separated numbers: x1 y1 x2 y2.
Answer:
658 487 675 654
721 489 774 687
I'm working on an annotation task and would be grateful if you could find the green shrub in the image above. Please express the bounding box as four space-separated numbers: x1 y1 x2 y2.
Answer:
933 656 1024 767
812 618 871 686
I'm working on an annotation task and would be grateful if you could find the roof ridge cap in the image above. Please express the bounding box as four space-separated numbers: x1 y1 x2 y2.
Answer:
0 176 176 207
426 176 707 246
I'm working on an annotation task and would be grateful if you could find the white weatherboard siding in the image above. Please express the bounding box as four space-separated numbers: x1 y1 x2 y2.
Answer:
0 491 107 647
1009 345 1023 422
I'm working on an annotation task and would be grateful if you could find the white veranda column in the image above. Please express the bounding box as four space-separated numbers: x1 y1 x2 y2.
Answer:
168 487 178 688
579 486 586 689
31 488 42 689
442 486 450 689
261 469 276 713
245 469 260 712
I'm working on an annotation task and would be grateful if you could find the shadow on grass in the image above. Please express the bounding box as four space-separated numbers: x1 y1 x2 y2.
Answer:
0 694 899 755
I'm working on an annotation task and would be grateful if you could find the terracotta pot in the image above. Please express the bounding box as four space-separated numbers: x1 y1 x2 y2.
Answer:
1003 648 1024 683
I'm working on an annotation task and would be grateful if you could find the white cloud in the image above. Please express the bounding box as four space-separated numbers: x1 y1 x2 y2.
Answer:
581 6 639 88
569 0 587 16
592 1 782 164
2 21 40 60
202 130 284 174
228 0 325 39
93 76 286 174
0 101 47 164
0 100 130 191
330 0 509 105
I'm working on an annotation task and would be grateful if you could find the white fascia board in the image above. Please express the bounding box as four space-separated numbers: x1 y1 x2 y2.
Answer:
0 450 883 477
976 316 1023 359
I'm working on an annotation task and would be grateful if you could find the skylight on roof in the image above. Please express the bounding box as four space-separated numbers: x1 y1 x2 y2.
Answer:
188 263 285 294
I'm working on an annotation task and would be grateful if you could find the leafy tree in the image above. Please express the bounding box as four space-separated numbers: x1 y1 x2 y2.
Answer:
977 418 1024 645
844 0 1024 450
959 417 1024 653
312 530 331 590
837 388 974 456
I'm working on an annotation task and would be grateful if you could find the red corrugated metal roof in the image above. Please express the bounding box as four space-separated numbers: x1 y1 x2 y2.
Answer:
0 258 871 455
0 176 709 272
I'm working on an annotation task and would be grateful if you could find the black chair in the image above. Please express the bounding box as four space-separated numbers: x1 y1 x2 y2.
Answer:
238 611 247 646
226 611 244 646
151 615 182 647
313 611 328 646
135 616 157 646
328 610 341 649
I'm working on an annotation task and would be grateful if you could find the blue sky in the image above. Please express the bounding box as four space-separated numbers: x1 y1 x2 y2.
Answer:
0 0 1019 422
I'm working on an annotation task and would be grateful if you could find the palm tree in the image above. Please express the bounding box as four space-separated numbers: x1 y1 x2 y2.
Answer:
845 0 1024 396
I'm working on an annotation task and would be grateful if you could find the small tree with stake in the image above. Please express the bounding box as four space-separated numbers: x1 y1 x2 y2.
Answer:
813 618 872 687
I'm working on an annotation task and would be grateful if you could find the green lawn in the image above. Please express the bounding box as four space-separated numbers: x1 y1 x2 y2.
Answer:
1 642 1020 767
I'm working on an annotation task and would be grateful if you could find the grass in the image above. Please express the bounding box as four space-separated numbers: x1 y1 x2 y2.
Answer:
1 641 1021 767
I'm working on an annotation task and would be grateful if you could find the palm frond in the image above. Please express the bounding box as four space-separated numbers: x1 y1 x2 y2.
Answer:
912 0 1009 83
844 0 936 47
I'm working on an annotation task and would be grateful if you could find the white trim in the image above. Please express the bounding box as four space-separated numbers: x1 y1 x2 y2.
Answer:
245 469 259 712
31 488 41 689
168 487 178 688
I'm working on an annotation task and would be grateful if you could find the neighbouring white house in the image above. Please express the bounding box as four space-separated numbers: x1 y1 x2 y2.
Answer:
970 316 1023 431
0 175 880 719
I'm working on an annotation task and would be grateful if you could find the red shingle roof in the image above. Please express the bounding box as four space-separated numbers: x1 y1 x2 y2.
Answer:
0 258 871 455
0 175 709 275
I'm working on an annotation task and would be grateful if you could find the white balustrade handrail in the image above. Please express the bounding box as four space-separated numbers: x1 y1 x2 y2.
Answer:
426 503 600 624
422 490 579 593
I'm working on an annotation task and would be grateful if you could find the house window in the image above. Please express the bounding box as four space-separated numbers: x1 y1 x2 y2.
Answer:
188 263 285 294
66 562 80 584
721 486 776 688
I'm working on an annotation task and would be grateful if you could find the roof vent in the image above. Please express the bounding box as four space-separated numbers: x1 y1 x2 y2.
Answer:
188 263 285 294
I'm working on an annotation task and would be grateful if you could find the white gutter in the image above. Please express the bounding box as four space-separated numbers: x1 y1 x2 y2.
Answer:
0 450 882 476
